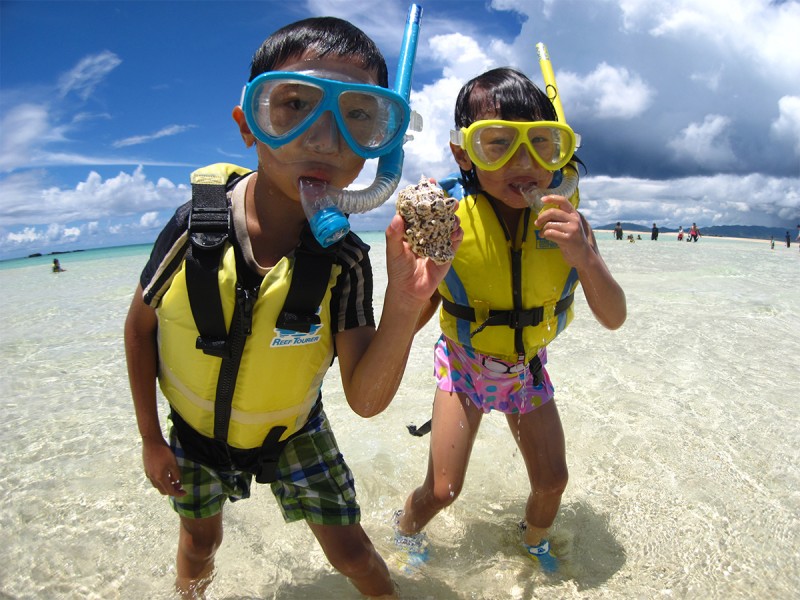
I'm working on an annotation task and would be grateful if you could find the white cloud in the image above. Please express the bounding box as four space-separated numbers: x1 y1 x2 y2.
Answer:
0 166 189 227
581 172 800 227
668 114 737 169
57 50 122 101
690 67 723 92
138 212 161 228
305 0 409 51
113 124 197 148
0 104 65 172
429 33 497 82
559 63 654 120
771 96 800 157
5 227 41 245
616 0 800 87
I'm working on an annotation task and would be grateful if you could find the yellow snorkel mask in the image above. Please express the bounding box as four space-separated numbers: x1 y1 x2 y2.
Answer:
449 119 579 172
519 42 580 211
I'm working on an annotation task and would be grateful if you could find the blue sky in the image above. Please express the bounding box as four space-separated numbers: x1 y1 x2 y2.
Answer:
1 0 798 260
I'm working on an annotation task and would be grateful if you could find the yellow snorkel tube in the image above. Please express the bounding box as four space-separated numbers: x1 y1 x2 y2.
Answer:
520 43 579 211
536 42 566 124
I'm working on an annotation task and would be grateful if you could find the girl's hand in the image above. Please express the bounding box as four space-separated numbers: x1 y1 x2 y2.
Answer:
384 212 462 308
533 195 593 269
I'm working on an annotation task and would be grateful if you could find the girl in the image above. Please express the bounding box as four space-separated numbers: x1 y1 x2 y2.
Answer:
395 67 626 572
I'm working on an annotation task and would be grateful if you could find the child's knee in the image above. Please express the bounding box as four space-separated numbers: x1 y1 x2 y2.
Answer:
179 518 223 562
537 464 568 496
328 541 379 580
431 479 463 508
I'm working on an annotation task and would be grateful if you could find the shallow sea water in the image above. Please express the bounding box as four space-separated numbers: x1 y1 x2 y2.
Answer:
0 234 798 599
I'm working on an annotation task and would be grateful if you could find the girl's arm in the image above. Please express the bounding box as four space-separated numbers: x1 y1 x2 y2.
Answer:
535 197 626 330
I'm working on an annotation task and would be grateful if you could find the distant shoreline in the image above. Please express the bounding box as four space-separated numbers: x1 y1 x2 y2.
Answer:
593 230 774 244
4 227 794 263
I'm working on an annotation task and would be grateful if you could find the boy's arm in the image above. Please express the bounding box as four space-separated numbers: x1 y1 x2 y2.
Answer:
336 215 460 418
124 286 185 497
535 197 626 330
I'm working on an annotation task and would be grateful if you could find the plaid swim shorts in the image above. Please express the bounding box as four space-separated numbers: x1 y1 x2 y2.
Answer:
169 408 360 525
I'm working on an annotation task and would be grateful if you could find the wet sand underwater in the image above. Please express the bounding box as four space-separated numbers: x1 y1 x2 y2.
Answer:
0 234 798 599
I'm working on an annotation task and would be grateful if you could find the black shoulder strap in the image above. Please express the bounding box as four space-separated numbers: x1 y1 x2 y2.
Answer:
185 164 252 358
183 164 342 455
275 224 339 333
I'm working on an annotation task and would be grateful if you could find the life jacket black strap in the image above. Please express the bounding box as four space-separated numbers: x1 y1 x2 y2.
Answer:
186 166 250 358
212 283 258 442
442 294 574 337
171 400 323 482
182 163 340 460
275 224 338 333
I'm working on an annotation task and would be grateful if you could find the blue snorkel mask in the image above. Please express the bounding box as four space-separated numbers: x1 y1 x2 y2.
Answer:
241 5 424 246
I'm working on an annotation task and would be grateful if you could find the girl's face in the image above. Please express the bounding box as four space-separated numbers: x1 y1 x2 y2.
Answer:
451 109 555 210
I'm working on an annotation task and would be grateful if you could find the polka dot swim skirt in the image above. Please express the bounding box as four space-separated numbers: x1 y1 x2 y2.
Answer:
433 334 555 414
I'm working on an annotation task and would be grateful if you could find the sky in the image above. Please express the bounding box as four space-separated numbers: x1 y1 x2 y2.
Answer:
1 0 799 260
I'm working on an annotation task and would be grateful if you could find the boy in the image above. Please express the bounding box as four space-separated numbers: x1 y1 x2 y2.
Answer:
125 17 459 599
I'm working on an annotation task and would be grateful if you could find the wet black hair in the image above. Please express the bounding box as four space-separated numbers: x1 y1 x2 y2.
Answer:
454 67 556 129
249 17 389 88
454 67 582 192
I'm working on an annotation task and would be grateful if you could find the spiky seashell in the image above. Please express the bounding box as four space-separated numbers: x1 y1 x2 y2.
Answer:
396 176 457 264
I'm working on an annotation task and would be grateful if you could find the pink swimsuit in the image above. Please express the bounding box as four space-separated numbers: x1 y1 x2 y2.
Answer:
433 335 554 414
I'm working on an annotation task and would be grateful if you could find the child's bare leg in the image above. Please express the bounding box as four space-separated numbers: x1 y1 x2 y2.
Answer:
176 513 223 597
309 522 396 599
506 400 568 546
398 389 482 535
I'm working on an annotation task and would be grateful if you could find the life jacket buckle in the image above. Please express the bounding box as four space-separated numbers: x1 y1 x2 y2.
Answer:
508 307 542 329
195 336 230 358
275 311 321 334
188 206 231 250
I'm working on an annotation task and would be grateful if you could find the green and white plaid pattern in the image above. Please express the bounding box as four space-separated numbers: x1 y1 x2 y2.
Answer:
169 426 252 519
168 410 360 526
269 415 360 526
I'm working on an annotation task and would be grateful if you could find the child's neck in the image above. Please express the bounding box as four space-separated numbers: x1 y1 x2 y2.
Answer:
246 173 307 268
484 191 525 241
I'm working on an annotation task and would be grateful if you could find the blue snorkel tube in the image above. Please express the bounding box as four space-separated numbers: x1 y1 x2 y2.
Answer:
299 4 423 245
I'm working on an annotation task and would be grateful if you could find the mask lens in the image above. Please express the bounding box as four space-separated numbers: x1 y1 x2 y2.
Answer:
251 78 324 140
244 72 410 157
472 124 522 168
466 121 576 171
338 91 405 153
529 126 569 168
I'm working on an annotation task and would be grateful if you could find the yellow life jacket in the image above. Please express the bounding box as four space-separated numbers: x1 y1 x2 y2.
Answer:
158 245 340 449
157 164 342 460
438 182 580 363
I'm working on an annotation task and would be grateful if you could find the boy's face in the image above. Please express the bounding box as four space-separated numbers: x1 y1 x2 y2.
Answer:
451 110 555 210
236 52 380 203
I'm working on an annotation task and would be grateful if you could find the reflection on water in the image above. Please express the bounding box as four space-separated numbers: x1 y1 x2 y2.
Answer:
0 236 798 599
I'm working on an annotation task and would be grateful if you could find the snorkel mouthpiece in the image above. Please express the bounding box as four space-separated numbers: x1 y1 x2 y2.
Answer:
518 166 579 213
298 4 423 245
298 178 351 247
